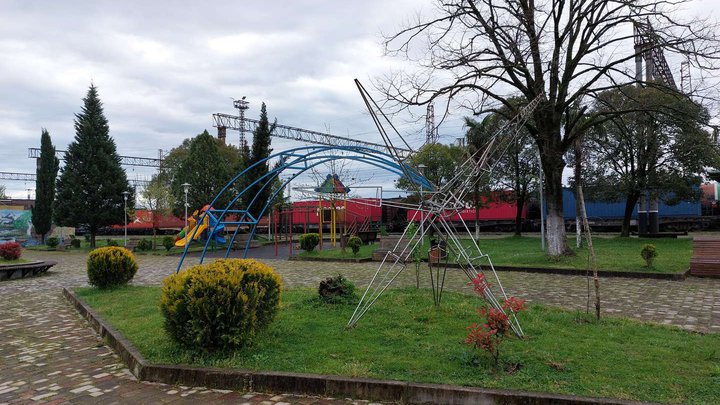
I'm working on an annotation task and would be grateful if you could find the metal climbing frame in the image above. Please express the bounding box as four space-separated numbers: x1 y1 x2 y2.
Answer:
175 145 433 273
346 80 543 337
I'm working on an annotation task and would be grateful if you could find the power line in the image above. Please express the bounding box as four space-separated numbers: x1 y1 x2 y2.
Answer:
27 148 162 168
0 171 149 188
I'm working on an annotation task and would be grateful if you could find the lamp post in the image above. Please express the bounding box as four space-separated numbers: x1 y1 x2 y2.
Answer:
417 164 427 242
122 191 130 247
181 183 190 229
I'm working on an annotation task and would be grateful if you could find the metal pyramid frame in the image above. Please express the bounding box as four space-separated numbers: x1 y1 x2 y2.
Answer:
347 80 543 337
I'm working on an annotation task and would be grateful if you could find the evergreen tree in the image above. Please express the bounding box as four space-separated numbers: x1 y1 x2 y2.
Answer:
244 103 275 219
32 129 59 243
54 84 133 247
171 130 233 215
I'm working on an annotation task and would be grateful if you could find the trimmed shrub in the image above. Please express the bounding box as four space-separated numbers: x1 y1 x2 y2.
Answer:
70 239 81 248
136 239 153 251
0 242 22 260
641 244 658 267
347 236 363 255
46 237 59 248
318 274 357 304
106 238 119 247
299 233 320 252
160 259 282 351
87 247 138 288
162 236 175 252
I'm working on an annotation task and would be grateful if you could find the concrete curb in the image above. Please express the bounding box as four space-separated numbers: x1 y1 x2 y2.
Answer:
63 288 655 405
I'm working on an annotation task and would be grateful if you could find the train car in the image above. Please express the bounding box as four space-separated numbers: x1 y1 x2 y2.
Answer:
562 188 702 231
108 210 185 235
406 192 526 231
287 198 383 232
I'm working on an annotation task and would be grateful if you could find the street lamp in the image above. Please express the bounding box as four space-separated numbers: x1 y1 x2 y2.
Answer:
122 191 130 247
181 183 190 229
417 164 427 242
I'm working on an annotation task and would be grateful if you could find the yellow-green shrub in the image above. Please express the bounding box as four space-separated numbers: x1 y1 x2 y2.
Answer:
160 258 282 351
87 247 138 288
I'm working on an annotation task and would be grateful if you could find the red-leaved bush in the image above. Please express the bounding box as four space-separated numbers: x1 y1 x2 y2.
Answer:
0 242 22 260
465 273 525 366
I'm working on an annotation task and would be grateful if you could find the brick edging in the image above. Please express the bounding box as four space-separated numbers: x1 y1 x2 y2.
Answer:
63 288 654 405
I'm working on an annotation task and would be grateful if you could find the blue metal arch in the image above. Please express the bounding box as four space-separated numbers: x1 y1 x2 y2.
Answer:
176 145 430 272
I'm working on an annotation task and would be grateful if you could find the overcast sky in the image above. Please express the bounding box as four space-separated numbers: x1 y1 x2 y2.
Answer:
1 0 718 199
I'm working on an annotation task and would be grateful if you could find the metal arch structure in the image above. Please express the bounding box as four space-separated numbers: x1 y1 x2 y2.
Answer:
175 145 433 273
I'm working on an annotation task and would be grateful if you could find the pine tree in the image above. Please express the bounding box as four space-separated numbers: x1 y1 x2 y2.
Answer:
54 84 132 247
244 103 275 219
32 129 59 243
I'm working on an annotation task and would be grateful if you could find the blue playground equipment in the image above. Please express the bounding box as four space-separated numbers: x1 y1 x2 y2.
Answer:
176 145 433 272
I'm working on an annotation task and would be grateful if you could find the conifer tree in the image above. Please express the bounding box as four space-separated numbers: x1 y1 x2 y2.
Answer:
32 129 59 243
244 103 275 219
54 84 132 247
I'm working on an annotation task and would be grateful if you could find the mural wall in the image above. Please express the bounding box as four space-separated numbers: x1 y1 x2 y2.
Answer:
0 206 32 242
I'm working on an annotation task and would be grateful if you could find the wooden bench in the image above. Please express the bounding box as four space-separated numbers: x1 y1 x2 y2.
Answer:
689 237 720 278
0 260 57 281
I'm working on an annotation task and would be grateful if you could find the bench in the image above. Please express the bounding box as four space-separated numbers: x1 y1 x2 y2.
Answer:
0 260 58 281
689 237 720 278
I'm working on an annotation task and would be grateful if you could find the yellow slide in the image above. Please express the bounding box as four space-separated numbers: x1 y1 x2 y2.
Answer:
174 213 209 247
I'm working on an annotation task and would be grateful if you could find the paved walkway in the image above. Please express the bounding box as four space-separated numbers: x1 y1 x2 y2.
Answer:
2 250 719 404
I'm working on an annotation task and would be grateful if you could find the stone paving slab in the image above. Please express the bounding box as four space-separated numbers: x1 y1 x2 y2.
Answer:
1 249 719 404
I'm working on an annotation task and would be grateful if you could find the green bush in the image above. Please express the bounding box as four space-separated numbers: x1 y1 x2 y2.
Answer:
160 258 282 351
70 239 81 248
318 274 357 304
46 237 59 248
87 247 138 288
641 244 658 267
162 236 175 252
106 238 119 247
136 239 153 251
347 236 363 255
299 233 320 252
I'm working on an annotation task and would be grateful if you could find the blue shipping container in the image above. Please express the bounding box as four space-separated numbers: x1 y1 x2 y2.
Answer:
562 188 700 219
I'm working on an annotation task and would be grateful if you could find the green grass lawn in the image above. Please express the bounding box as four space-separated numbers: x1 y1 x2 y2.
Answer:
469 236 691 274
76 286 719 404
0 257 31 265
298 242 376 260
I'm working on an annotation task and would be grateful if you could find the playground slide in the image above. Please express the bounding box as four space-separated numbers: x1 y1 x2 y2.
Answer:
174 223 208 247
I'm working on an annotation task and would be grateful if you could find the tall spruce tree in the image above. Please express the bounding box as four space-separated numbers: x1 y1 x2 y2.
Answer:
32 129 59 243
54 84 132 247
244 103 275 219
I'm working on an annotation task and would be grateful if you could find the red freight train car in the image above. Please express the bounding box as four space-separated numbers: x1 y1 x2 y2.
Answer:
289 198 382 229
406 194 525 226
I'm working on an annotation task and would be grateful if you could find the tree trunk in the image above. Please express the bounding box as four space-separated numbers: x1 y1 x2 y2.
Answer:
540 138 570 256
514 195 524 236
621 193 640 237
90 231 96 248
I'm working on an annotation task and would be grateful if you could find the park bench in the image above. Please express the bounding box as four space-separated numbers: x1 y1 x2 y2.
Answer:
0 260 57 281
689 237 720 278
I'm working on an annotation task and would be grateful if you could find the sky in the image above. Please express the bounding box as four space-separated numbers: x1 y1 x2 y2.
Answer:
1 0 718 200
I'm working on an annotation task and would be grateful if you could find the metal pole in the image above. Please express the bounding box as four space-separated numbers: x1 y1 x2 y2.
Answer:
122 191 129 247
539 165 545 251
181 183 190 230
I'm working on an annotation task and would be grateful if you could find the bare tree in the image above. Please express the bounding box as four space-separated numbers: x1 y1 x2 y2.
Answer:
377 0 720 256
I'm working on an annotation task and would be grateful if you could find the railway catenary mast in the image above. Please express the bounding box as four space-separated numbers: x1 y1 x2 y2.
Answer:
633 19 684 235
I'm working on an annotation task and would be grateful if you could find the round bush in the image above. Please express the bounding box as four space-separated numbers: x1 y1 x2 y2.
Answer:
299 233 320 252
136 239 153 251
162 236 175 251
641 244 658 267
318 274 357 304
347 236 363 255
46 237 59 248
0 242 22 260
160 259 282 351
87 247 138 288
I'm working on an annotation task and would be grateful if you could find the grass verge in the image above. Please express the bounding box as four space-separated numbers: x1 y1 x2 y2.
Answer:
298 242 376 260
76 286 719 404
0 258 31 265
